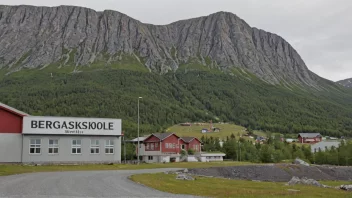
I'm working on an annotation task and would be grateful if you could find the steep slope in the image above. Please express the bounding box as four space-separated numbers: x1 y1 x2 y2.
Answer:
337 78 352 88
0 5 319 86
1 68 352 138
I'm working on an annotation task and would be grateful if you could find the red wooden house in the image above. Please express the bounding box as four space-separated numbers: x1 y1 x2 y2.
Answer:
298 133 322 144
181 137 201 152
136 132 202 163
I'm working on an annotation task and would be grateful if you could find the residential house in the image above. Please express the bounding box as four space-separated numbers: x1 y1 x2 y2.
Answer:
140 133 202 163
298 133 322 144
311 141 341 153
285 138 297 143
181 137 201 152
212 127 220 132
197 152 226 162
201 129 209 133
129 132 226 163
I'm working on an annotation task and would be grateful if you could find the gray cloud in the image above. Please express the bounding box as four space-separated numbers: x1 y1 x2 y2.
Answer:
0 0 351 81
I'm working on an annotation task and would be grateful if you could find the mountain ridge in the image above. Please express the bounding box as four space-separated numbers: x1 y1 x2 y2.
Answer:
337 78 352 88
0 4 320 87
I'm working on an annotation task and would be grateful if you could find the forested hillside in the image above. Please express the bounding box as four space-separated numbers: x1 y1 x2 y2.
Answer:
1 67 352 138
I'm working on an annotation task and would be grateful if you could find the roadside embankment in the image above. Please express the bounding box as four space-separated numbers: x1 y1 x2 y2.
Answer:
188 164 352 182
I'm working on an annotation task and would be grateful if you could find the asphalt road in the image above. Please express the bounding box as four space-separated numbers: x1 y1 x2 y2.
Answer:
0 168 200 198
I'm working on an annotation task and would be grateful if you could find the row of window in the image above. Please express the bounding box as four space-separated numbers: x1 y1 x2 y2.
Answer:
146 142 159 150
144 142 200 151
29 139 115 155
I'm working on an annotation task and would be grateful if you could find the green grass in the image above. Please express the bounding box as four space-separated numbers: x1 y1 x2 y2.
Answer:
167 123 265 141
320 180 352 186
80 53 148 72
130 173 351 198
178 57 212 72
0 161 251 176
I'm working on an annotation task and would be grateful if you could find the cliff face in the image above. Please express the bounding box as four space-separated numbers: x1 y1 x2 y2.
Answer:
337 78 352 88
0 5 320 86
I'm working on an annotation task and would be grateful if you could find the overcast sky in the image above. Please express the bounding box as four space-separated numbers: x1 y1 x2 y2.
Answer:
0 0 351 81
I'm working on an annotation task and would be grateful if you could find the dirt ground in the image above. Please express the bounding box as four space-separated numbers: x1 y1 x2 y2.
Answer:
188 164 352 182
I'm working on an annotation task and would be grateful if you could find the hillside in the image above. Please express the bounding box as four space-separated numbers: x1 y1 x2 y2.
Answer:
1 68 352 138
167 123 247 140
166 123 267 141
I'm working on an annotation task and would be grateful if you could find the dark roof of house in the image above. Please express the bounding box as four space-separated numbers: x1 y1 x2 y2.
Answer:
152 133 175 140
181 137 203 143
181 137 195 143
0 102 29 117
298 133 322 138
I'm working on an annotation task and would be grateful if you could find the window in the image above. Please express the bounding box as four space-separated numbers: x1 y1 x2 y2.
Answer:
48 139 59 154
172 143 175 148
165 143 168 148
148 156 153 160
72 140 82 154
181 144 185 150
90 140 100 154
146 143 150 150
155 142 159 148
105 140 114 154
169 143 173 148
30 139 41 154
151 143 154 150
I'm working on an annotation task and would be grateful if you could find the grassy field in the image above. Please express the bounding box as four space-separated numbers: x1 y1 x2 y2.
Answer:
0 161 251 176
167 123 266 141
320 180 352 186
130 173 351 198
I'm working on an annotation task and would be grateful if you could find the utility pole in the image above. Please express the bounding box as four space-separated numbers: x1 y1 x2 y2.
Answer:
239 140 241 162
237 141 239 162
137 97 142 165
123 131 126 164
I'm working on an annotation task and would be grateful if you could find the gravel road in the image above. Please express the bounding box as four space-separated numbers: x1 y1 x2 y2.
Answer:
0 168 200 198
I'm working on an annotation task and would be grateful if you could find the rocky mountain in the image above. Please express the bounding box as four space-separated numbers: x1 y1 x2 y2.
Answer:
337 78 352 88
0 5 321 87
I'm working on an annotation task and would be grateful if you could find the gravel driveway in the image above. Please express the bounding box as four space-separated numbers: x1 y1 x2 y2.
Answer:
0 168 200 198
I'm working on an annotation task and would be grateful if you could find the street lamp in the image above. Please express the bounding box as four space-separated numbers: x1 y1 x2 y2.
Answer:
137 96 142 164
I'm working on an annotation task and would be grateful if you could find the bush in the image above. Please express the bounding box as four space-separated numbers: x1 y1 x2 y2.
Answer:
187 149 195 155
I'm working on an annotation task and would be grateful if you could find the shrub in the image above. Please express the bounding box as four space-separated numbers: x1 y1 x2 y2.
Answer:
187 149 195 155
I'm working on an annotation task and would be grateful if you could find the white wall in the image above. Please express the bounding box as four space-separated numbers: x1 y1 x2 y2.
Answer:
160 156 170 163
143 155 159 163
199 156 207 162
22 135 121 164
0 134 22 163
206 156 224 161
186 156 198 162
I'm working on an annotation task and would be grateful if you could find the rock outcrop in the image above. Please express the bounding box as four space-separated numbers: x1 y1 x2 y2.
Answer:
340 185 352 191
287 176 328 188
0 5 320 86
293 158 310 166
337 78 352 88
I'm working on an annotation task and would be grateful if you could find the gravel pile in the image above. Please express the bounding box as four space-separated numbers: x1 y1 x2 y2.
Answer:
188 164 352 182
